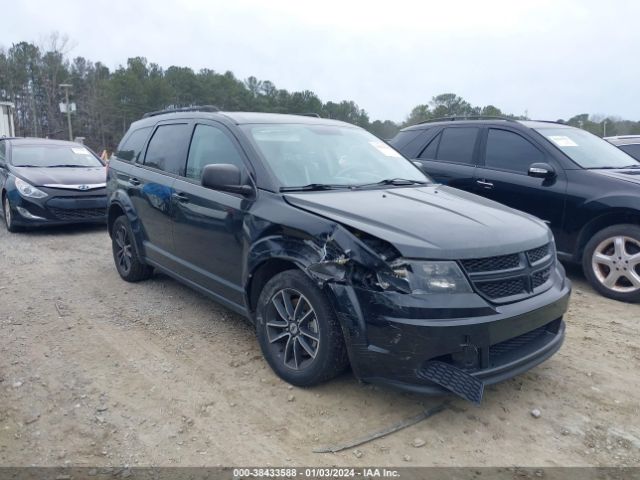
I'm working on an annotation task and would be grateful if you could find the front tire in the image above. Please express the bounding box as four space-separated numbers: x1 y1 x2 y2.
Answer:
111 215 153 282
256 269 349 387
582 224 640 303
2 195 20 233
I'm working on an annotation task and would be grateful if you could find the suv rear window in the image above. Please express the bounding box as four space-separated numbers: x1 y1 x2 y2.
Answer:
430 127 478 164
144 124 192 175
115 127 151 162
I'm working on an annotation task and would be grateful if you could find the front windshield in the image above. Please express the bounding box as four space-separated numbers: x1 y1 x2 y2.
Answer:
242 124 428 188
535 127 639 169
11 144 103 168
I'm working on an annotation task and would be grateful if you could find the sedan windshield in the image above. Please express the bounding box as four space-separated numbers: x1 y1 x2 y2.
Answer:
241 124 428 189
535 127 640 169
11 144 103 168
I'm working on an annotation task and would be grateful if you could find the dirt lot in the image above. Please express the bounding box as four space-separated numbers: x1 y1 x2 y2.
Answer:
1 224 639 468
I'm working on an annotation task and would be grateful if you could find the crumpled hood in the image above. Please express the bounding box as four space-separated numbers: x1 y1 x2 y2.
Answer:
12 166 106 188
284 185 552 259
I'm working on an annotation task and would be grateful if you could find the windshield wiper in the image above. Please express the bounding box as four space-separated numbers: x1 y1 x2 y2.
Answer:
46 164 92 168
590 165 640 170
280 183 353 192
356 178 430 188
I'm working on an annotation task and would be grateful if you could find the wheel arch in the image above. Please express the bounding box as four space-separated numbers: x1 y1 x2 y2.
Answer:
575 209 640 261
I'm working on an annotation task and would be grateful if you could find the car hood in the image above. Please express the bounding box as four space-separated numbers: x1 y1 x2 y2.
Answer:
12 166 106 188
590 169 640 186
284 185 552 259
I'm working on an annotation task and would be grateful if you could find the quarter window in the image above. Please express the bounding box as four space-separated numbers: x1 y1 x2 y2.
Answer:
186 124 244 180
144 124 192 175
434 127 478 164
485 129 544 173
419 132 440 160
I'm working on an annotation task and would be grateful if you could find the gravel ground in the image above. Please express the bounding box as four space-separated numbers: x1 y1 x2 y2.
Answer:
1 224 639 468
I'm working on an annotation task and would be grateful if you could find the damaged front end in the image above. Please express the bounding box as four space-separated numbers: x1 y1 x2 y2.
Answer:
295 224 570 404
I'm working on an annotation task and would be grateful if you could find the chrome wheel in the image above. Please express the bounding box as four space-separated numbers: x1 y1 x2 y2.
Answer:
114 224 133 274
266 288 320 370
591 235 640 293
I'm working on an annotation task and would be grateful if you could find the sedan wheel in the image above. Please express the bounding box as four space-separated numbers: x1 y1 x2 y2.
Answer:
3 196 19 232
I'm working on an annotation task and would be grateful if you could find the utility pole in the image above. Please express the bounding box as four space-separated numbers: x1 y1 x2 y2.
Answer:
603 120 607 137
59 83 73 141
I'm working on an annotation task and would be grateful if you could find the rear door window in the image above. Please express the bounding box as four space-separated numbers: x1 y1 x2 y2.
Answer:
485 129 544 173
115 127 152 162
143 123 192 175
433 127 479 164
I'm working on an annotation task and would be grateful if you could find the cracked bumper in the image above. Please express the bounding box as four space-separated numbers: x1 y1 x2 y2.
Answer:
327 265 571 395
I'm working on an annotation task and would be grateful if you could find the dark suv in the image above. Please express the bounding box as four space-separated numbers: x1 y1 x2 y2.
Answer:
106 108 570 403
390 118 640 303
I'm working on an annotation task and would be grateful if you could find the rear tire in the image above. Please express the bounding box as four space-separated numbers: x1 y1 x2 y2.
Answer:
256 269 349 387
2 195 20 233
582 224 640 303
111 215 153 282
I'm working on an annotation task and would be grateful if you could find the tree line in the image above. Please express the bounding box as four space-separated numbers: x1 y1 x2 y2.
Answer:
1 35 639 153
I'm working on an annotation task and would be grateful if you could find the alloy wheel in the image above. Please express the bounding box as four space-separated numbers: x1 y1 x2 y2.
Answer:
265 288 320 370
591 235 640 293
3 199 10 228
114 224 133 274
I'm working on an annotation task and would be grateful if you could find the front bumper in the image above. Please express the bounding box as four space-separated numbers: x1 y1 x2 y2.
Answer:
7 188 107 227
328 264 571 395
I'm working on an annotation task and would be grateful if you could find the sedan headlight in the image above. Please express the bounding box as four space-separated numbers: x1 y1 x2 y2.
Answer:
376 260 472 294
15 177 47 199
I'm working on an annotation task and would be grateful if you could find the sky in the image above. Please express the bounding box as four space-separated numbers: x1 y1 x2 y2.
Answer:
1 0 639 123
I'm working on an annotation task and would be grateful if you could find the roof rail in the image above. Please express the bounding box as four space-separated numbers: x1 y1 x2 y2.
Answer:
142 105 220 118
417 115 518 125
297 112 321 118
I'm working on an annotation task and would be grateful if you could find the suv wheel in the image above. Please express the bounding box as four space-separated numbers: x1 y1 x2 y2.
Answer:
256 269 349 386
583 224 640 303
2 195 20 233
111 215 153 282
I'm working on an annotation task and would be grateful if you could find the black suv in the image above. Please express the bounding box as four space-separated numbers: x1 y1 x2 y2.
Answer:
106 108 570 403
390 118 640 303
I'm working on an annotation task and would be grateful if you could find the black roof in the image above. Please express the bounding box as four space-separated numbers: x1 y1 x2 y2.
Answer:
401 118 569 131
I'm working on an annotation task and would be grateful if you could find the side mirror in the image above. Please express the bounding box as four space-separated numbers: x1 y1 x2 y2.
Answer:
412 160 425 171
528 162 556 179
201 164 253 196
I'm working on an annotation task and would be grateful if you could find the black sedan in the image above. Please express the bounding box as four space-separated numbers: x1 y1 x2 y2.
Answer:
0 138 107 232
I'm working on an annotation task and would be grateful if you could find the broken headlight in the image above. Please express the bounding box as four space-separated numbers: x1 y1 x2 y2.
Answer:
376 260 472 294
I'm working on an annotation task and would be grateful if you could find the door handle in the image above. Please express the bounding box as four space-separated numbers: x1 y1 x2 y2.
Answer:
128 177 141 186
172 192 189 203
476 179 494 189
